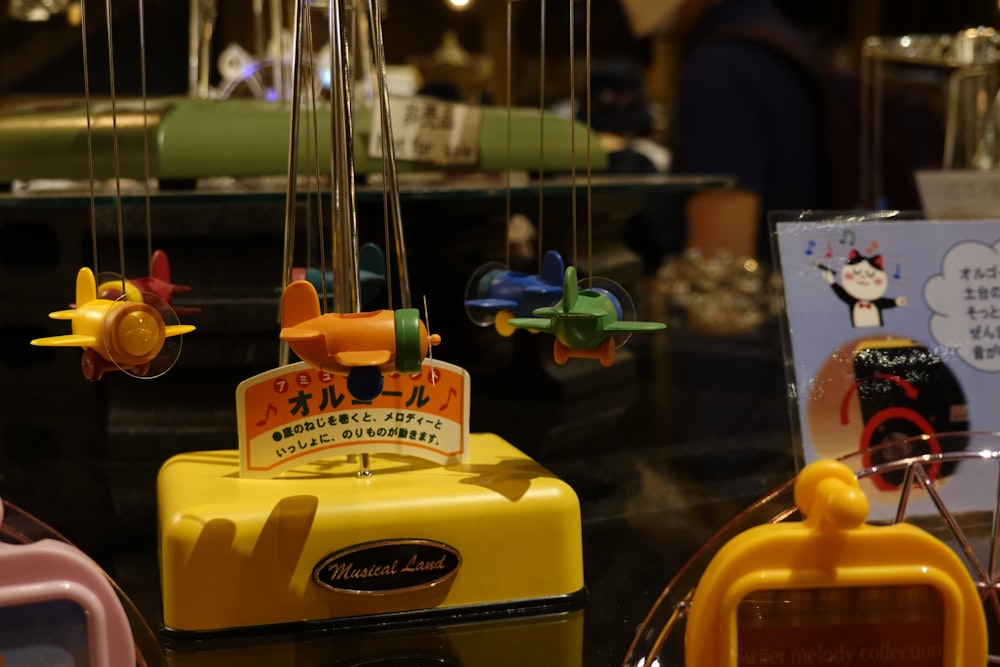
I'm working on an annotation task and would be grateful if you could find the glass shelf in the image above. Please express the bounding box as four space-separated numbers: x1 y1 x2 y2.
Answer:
0 173 732 209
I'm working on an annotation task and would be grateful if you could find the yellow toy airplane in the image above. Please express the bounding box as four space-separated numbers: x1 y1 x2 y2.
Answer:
31 267 195 381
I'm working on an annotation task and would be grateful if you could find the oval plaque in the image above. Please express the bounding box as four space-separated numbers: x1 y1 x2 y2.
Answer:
313 539 462 595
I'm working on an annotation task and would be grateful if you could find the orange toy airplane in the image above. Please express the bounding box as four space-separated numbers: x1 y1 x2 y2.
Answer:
279 279 441 400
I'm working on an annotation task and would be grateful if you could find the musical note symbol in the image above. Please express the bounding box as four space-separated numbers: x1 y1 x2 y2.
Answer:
839 229 855 246
440 387 458 410
805 240 815 256
256 403 278 427
825 243 832 259
866 240 879 254
893 264 901 280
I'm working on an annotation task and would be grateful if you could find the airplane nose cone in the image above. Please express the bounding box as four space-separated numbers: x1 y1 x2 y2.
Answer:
105 303 167 366
119 309 162 357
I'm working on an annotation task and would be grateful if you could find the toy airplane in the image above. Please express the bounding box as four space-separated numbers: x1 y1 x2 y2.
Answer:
279 279 441 401
291 243 387 308
465 250 564 335
31 267 196 381
128 249 200 315
507 266 665 366
94 249 200 316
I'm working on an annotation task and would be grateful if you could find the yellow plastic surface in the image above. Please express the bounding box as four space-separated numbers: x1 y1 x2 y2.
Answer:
158 433 583 633
685 460 987 667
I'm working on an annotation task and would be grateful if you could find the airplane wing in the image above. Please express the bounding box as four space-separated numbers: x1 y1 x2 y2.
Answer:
48 309 78 320
465 298 517 311
530 307 592 320
30 334 97 347
335 350 392 367
507 317 554 331
280 327 323 341
164 324 196 338
604 321 666 333
523 285 560 296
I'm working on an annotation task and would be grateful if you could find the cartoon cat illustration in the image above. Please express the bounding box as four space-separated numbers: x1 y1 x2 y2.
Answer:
819 250 906 328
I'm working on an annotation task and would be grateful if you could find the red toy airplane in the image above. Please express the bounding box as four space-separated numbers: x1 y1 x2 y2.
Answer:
98 249 200 316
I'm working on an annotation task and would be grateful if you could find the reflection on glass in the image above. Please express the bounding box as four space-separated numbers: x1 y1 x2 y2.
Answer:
7 0 69 21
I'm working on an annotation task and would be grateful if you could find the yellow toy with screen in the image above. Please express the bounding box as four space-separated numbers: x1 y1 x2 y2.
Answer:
685 459 987 666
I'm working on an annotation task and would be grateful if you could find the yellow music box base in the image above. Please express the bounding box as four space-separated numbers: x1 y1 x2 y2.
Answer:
158 433 584 636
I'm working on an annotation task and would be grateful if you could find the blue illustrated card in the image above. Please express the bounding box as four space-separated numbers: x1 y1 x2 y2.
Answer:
774 214 1000 513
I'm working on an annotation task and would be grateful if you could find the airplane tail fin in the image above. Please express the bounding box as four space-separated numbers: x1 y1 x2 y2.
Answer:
75 267 97 306
281 280 322 328
151 249 171 282
561 266 579 311
540 250 565 286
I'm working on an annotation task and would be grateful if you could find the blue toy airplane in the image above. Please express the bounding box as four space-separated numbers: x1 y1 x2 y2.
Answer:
465 250 565 335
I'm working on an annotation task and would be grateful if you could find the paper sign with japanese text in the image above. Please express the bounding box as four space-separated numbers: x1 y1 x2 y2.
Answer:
368 96 481 166
774 215 1000 512
237 359 470 478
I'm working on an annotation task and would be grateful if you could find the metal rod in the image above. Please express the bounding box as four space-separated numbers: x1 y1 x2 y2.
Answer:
329 0 361 314
279 0 307 365
198 0 215 99
187 0 199 96
252 0 266 59
366 0 410 308
303 13 329 312
269 0 284 100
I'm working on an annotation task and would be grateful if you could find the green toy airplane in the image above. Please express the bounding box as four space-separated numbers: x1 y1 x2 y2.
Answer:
507 266 665 367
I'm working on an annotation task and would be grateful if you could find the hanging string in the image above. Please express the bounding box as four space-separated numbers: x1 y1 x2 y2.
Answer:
137 0 153 275
80 0 99 276
568 0 577 271
536 0 546 274
504 0 512 270
102 0 127 293
585 0 593 288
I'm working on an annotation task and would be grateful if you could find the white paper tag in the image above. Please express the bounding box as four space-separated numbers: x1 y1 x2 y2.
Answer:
368 96 481 166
